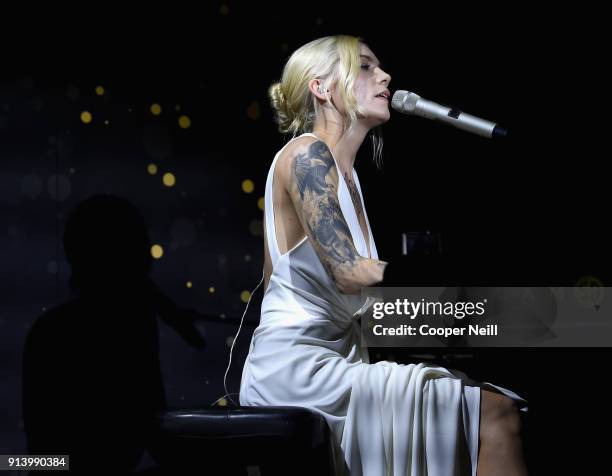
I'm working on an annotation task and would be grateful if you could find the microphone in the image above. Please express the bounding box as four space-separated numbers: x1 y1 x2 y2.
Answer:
391 90 508 139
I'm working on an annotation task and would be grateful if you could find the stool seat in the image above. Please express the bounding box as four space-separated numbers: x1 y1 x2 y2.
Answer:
150 405 338 475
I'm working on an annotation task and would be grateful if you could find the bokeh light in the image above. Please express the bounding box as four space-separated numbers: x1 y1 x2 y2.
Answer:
240 290 251 303
95 86 105 96
163 172 176 187
151 244 164 259
80 111 92 124
242 179 254 193
178 115 191 129
151 103 162 116
147 163 158 175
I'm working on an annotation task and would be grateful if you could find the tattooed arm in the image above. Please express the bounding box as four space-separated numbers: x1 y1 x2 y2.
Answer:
285 139 388 294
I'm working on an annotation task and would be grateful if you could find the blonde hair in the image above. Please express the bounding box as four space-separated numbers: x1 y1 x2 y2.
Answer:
268 35 385 168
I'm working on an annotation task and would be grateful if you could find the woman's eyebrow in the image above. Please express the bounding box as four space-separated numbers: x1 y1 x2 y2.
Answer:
360 54 383 69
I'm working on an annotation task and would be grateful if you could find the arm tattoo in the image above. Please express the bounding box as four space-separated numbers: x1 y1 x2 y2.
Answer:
291 140 358 276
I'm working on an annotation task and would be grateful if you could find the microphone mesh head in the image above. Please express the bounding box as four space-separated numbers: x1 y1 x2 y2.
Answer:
391 90 420 114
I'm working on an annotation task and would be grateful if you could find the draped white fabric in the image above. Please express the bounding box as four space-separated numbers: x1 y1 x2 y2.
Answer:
240 133 527 475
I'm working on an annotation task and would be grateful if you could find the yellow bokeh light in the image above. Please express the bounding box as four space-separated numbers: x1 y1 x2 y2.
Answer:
257 197 265 210
147 163 158 175
163 172 176 187
80 111 92 124
242 179 254 193
150 103 162 116
95 86 105 96
218 397 228 407
186 281 192 288
240 290 251 303
151 244 164 259
178 115 191 129
209 286 215 293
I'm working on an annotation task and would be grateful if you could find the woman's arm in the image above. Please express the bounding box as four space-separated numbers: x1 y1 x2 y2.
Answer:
284 138 387 294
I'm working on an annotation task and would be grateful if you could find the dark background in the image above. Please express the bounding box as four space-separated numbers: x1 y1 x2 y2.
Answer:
1 3 609 474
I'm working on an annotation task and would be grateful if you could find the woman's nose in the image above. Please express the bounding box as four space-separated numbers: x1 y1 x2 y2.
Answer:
378 69 391 85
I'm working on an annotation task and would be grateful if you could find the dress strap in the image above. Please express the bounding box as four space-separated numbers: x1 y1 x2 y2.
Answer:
351 169 378 260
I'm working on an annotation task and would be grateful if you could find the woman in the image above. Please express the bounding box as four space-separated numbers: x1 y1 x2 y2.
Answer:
240 35 528 476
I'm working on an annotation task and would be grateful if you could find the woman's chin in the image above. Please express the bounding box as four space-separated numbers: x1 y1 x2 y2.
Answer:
371 112 391 127
358 110 391 129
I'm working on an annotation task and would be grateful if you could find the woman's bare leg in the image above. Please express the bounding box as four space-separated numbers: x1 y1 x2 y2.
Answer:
477 389 528 476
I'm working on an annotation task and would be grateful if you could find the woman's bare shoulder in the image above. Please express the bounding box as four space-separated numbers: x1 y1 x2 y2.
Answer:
275 136 321 181
279 135 320 162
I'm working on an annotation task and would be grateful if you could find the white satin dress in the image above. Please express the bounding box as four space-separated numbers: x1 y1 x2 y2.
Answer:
239 132 528 476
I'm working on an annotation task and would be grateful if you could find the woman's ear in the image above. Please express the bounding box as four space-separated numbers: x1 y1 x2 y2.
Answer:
310 79 328 100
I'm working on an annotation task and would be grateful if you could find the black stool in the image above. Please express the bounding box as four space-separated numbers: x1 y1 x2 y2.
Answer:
150 405 340 476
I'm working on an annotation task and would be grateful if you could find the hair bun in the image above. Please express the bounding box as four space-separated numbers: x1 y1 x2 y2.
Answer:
268 82 293 133
270 82 285 104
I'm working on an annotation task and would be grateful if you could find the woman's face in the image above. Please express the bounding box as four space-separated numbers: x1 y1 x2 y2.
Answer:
353 43 392 127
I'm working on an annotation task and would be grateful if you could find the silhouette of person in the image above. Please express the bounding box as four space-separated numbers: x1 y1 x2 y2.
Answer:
23 194 205 474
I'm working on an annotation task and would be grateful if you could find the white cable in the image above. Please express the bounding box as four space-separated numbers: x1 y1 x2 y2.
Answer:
212 273 264 407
